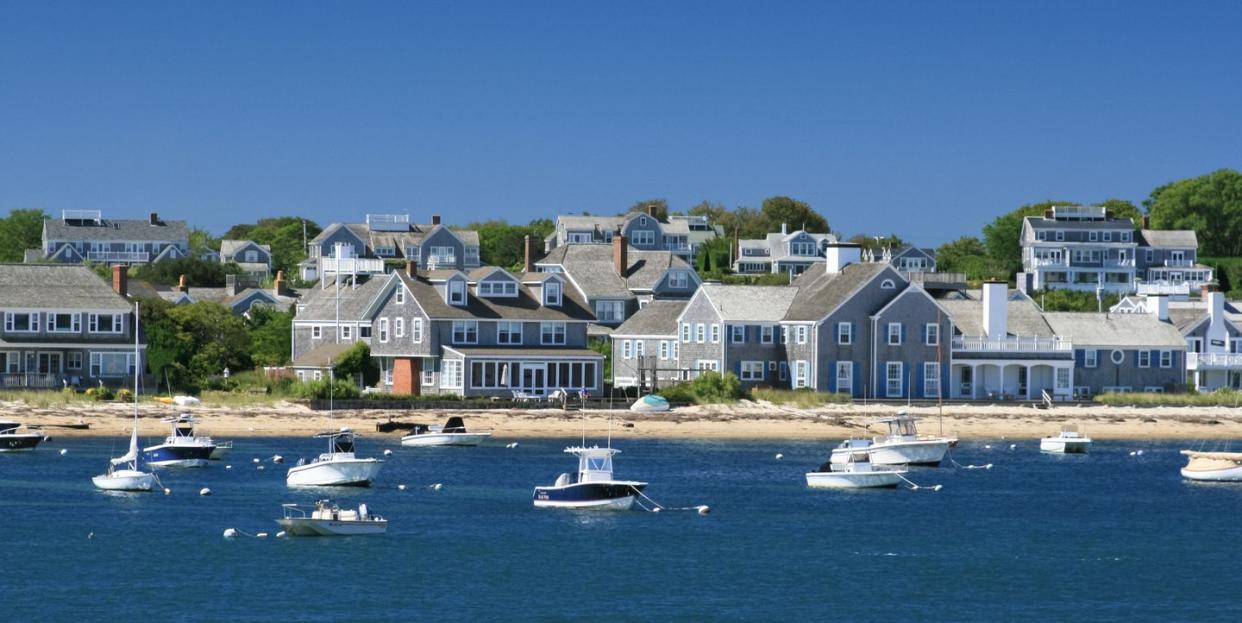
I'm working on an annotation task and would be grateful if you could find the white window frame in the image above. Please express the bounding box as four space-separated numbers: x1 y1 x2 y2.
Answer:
1088 230 1098 242
835 361 852 395
452 320 479 345
1084 349 1098 368
887 322 902 346
923 362 940 398
312 325 322 340
395 287 405 305
696 323 706 343
377 319 388 343
760 326 774 344
739 361 765 381
658 340 669 360
5 312 39 333
779 361 789 381
680 322 691 343
796 326 807 345
793 361 809 389
711 324 721 344
668 271 688 289
342 325 354 341
48 312 82 333
631 230 656 246
497 321 523 345
731 325 745 344
837 322 852 345
412 318 423 343
1138 350 1150 368
1160 350 1172 368
540 322 566 345
925 323 939 346
621 339 633 359
543 280 562 306
886 362 903 397
442 360 463 389
447 279 466 306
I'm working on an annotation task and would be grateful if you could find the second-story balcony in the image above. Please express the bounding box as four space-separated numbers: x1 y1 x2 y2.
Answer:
1187 352 1242 370
953 335 1073 354
1163 259 1195 267
425 254 457 269
1135 281 1192 296
87 251 149 263
320 256 385 275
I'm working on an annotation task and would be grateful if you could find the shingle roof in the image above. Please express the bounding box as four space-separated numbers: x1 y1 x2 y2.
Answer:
396 270 596 322
537 244 694 299
291 341 356 368
611 300 688 337
1139 229 1198 248
443 346 604 358
1043 312 1187 347
0 264 131 311
783 262 893 321
44 217 188 242
309 222 479 255
296 277 390 321
699 284 798 322
1024 216 1135 231
939 292 1054 336
219 240 271 257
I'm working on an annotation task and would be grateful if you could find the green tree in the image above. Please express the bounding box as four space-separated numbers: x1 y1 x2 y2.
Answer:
0 208 48 262
246 306 293 367
760 196 829 234
934 236 1009 281
1146 169 1242 257
223 217 321 277
165 302 252 385
136 297 192 391
1035 289 1121 313
847 233 907 255
133 257 242 287
188 227 220 255
589 338 612 383
626 198 669 220
982 200 1075 275
463 218 554 270
333 341 380 387
694 235 733 277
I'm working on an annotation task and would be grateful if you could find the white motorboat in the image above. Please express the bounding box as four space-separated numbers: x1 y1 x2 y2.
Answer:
1040 425 1092 454
276 500 388 536
142 413 216 467
806 452 907 489
0 420 47 451
1180 450 1242 482
287 428 384 487
533 446 647 510
400 416 492 447
830 413 952 466
93 302 156 493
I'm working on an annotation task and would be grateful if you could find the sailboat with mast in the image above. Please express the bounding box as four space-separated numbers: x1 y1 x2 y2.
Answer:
92 302 156 492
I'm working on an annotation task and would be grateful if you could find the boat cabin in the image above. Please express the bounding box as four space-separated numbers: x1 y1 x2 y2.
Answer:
565 446 619 483
868 414 925 441
313 428 358 455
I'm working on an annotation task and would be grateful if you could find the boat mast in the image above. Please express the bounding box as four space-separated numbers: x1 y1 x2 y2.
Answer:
936 305 943 437
132 301 141 471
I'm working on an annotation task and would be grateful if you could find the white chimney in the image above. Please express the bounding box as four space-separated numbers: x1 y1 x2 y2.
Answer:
1206 291 1227 352
1146 295 1169 322
781 223 788 236
982 281 1008 340
824 243 861 274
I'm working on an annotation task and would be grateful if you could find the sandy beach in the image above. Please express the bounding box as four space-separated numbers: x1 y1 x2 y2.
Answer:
8 398 1242 441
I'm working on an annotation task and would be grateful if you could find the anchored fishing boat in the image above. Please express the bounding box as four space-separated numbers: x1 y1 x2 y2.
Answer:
533 446 647 510
399 416 492 447
830 413 953 466
1040 425 1092 454
287 428 384 487
1180 450 1242 482
0 420 46 452
142 413 216 467
276 500 388 536
806 452 907 489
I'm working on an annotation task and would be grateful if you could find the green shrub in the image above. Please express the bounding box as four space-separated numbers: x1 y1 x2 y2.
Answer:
116 388 134 403
290 378 361 400
1095 390 1242 407
656 383 698 404
690 371 744 403
751 387 851 407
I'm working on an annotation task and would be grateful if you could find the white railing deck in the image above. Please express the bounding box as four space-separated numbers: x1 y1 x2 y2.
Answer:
1163 259 1195 267
1187 353 1242 369
320 257 386 274
952 335 1073 352
87 251 149 262
1136 281 1192 296
63 209 102 222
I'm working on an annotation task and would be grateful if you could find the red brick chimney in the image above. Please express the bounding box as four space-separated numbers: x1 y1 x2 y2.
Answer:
523 235 534 273
431 214 441 226
178 274 189 293
613 228 628 276
405 260 418 278
111 265 127 298
274 270 288 296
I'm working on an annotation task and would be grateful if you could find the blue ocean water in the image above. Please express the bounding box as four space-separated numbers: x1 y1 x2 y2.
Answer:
2 434 1241 622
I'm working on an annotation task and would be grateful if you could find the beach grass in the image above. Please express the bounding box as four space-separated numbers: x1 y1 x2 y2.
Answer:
1095 390 1242 407
751 388 852 408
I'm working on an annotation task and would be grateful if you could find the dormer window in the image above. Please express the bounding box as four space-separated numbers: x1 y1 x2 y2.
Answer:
447 279 466 306
668 271 688 289
478 280 518 297
395 286 405 305
544 280 562 307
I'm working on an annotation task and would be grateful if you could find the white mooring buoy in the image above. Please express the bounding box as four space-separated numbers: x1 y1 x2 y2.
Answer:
272 455 283 463
163 487 172 495
397 484 407 491
775 453 784 460
223 528 237 539
200 487 212 496
59 448 68 456
383 449 393 456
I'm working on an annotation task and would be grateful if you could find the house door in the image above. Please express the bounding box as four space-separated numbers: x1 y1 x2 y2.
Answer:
1018 367 1028 398
521 364 546 395
24 352 36 373
38 352 62 374
960 367 973 398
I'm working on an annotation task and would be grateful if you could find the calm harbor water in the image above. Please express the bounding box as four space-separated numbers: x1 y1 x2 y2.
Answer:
2 434 1241 621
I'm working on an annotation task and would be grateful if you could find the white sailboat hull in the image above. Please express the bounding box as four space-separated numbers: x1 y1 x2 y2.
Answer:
1040 438 1092 454
92 469 155 492
286 459 383 487
1181 464 1242 481
400 432 492 447
805 470 904 489
832 440 949 466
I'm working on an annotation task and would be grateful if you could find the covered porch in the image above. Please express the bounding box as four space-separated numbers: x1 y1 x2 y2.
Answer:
1187 353 1242 391
445 347 604 399
950 360 1074 401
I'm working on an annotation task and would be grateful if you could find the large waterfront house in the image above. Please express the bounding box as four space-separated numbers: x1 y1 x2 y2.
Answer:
367 264 602 398
290 275 387 379
732 225 839 275
29 210 189 265
1017 205 1210 296
535 233 700 333
300 213 481 282
0 264 144 389
1113 286 1242 391
543 208 722 261
217 240 273 278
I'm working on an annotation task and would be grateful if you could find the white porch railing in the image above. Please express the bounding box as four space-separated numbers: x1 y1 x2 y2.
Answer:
1163 259 1195 267
426 255 457 269
1187 353 1242 369
1135 281 1191 296
0 373 62 389
320 257 385 274
87 251 149 262
953 335 1073 353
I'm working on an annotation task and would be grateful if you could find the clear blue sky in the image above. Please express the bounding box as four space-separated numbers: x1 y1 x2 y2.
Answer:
2 1 1239 246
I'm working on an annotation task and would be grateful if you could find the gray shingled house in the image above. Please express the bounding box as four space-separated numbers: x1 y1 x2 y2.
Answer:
301 213 481 282
0 264 144 389
674 284 800 390
610 300 688 390
544 207 722 261
35 210 189 265
732 224 838 275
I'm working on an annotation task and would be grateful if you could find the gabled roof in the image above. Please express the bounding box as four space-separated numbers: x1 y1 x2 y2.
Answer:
219 240 271 257
892 246 935 260
296 277 390 322
782 262 896 322
611 300 688 337
0 264 131 311
938 291 1053 336
1139 229 1198 248
1043 312 1186 347
292 341 356 368
536 244 695 299
309 221 479 255
698 284 798 322
44 217 189 242
395 270 596 322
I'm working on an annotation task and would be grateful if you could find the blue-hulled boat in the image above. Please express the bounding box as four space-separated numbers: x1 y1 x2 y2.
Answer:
532 446 646 510
142 414 216 468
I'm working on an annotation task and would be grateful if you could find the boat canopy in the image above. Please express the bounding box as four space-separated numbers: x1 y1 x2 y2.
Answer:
442 416 467 433
0 420 21 434
313 428 357 453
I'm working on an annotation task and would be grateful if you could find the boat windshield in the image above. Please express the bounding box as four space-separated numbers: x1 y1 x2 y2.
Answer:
887 418 918 437
332 436 355 453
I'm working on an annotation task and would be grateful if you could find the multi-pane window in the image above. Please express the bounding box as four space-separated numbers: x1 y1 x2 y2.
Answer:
377 319 388 343
924 362 941 398
395 288 405 305
442 360 463 389
711 324 721 343
668 271 689 288
731 325 745 344
621 340 633 359
448 280 466 305
836 361 852 395
342 325 353 341
89 352 135 378
740 361 765 381
478 281 518 297
1160 350 1173 368
412 318 423 343
887 323 902 345
595 300 625 323
5 312 39 332
497 321 523 345
794 361 809 389
680 322 691 343
696 323 706 343
925 323 939 346
796 326 808 345
49 313 81 333
630 230 656 246
540 322 566 345
837 322 852 345
452 320 479 344
886 362 903 397
312 325 322 339
1138 351 1150 368
1085 349 1098 368
394 318 405 338
760 326 774 344
543 281 562 306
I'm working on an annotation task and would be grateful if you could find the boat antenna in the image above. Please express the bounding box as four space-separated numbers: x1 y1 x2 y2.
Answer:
936 304 943 437
133 300 141 471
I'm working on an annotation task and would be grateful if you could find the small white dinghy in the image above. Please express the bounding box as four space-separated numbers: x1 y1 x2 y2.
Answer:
400 416 492 447
630 394 670 413
806 451 906 489
1040 425 1092 454
1180 451 1242 482
276 500 388 536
